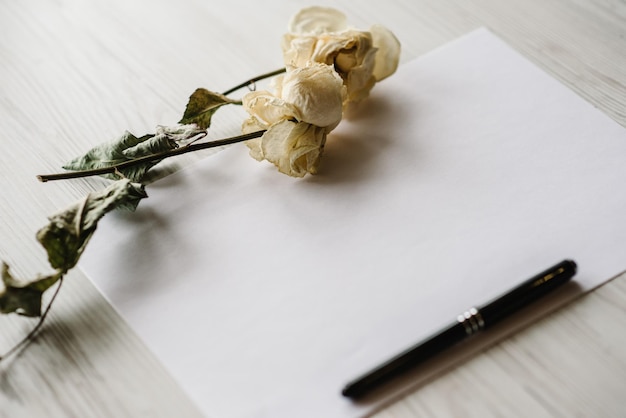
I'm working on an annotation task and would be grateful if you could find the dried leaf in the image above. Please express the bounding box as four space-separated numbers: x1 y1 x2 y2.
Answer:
153 124 206 146
62 124 205 182
179 88 239 129
0 263 62 317
36 179 147 272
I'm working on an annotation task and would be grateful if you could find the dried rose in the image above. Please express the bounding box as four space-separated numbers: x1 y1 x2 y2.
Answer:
242 63 345 177
281 6 401 104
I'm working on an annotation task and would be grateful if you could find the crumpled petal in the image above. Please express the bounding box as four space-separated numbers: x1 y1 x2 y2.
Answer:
242 90 299 126
370 24 401 81
288 6 347 34
242 115 269 161
280 64 345 128
248 120 327 177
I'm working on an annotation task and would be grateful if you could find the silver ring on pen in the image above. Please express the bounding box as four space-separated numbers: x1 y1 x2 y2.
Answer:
457 307 485 335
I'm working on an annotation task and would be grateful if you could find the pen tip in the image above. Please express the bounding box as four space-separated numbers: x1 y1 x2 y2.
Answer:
565 259 577 273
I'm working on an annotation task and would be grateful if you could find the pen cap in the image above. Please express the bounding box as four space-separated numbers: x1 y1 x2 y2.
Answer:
478 259 577 326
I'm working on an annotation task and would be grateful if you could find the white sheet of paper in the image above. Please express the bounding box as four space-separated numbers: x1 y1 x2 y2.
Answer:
80 28 626 417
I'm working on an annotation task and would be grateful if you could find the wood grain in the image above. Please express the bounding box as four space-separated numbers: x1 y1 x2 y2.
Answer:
0 0 624 417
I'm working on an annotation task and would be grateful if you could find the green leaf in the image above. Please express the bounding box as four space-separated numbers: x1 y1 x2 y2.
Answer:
62 124 205 182
0 263 62 317
36 179 147 272
179 88 239 129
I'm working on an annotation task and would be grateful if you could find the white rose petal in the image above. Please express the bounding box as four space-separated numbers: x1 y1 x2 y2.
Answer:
242 90 298 126
258 120 327 177
281 64 345 128
288 6 347 35
370 24 401 81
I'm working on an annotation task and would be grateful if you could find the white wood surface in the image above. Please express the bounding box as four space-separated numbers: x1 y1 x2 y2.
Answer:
1 0 625 417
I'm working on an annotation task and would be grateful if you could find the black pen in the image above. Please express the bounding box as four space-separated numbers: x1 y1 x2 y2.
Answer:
341 259 577 399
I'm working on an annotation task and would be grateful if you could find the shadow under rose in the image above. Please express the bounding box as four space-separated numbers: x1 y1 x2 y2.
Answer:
304 91 413 186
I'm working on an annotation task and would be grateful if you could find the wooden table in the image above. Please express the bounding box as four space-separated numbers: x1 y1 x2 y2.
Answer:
1 1 625 416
